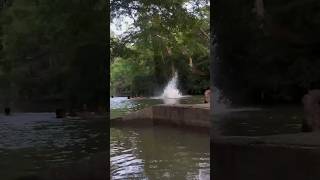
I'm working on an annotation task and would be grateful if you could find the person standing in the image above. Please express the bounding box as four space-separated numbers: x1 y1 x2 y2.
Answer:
4 107 10 115
204 87 211 103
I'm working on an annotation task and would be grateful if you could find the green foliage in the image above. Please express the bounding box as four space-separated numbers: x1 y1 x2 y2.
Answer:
0 0 107 109
111 0 210 96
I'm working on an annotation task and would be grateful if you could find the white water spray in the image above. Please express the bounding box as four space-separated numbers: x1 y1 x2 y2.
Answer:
156 72 183 104
161 72 182 99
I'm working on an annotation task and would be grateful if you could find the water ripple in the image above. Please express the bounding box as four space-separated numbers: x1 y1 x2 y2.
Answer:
110 127 210 180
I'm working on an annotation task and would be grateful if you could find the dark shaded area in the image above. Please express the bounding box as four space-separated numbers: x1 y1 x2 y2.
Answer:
213 138 320 180
211 0 320 179
14 152 107 180
4 107 10 115
213 107 303 136
0 0 108 112
66 43 107 111
212 0 320 106
55 108 65 118
0 0 109 179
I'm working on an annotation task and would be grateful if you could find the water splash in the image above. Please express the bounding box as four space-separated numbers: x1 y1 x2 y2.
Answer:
161 72 182 104
161 72 182 99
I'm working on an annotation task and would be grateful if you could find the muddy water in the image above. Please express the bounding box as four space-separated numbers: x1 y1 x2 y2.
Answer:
110 96 210 180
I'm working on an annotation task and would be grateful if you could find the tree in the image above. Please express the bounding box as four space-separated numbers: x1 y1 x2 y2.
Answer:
111 0 210 96
0 0 107 111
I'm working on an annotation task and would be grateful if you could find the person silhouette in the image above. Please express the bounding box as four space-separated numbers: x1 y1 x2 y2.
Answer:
4 107 10 115
56 108 66 118
302 90 320 132
204 87 211 104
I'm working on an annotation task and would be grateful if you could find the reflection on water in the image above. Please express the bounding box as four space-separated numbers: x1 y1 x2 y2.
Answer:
110 127 210 180
110 96 210 180
0 113 107 180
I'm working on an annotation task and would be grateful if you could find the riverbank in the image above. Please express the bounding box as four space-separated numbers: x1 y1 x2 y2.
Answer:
0 112 107 180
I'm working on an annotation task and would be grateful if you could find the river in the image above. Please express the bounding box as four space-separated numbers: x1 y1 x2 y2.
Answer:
110 96 210 180
0 112 107 180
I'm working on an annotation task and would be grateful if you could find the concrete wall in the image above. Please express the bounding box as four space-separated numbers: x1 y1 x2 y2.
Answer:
152 104 210 128
110 107 154 127
111 104 210 130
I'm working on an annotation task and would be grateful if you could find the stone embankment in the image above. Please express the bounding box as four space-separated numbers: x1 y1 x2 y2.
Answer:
111 104 210 131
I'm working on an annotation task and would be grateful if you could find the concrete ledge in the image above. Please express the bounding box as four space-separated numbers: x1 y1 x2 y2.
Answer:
65 113 107 121
110 107 154 127
213 133 320 180
111 104 210 130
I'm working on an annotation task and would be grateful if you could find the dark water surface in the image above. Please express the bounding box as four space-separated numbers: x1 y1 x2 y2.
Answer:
110 96 210 180
0 113 107 180
213 106 304 136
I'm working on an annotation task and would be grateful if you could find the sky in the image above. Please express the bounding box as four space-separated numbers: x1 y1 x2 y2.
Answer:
110 16 134 37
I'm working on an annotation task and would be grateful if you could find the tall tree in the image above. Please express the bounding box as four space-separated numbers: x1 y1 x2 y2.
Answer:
0 0 107 110
111 0 210 96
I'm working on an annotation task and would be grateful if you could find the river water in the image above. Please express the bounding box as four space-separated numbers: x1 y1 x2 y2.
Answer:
110 96 210 180
213 106 304 136
0 112 107 180
0 96 301 179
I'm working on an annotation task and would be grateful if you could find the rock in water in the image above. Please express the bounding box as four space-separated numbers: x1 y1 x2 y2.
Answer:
4 107 10 115
56 108 66 118
302 90 320 132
